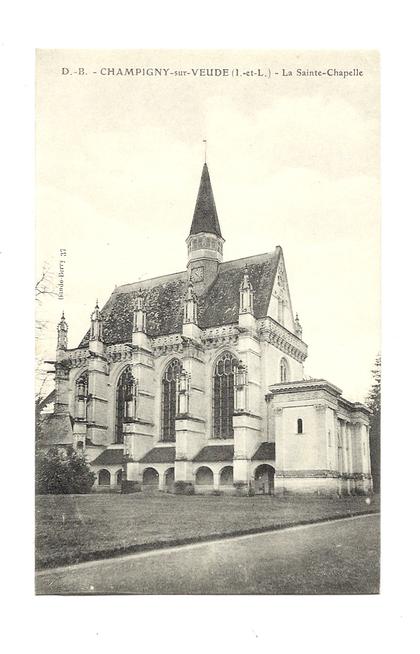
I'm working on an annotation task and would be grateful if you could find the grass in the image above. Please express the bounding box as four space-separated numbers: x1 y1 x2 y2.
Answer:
35 492 379 569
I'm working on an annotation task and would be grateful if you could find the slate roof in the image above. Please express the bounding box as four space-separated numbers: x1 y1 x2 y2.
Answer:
251 442 275 461
193 444 234 462
78 248 281 346
139 446 176 463
38 389 55 412
91 448 124 465
189 163 222 237
37 413 74 447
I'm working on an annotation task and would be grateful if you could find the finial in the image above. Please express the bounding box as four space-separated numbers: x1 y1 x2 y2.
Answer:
186 279 195 300
95 298 99 309
295 312 302 337
203 139 207 164
61 310 65 320
241 263 252 290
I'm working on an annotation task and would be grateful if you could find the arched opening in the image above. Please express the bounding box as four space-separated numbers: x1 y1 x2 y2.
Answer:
165 467 175 490
297 418 303 434
280 357 289 383
161 359 181 441
116 469 123 486
143 467 159 487
195 466 214 486
220 466 234 486
98 469 111 486
213 352 239 438
254 464 275 495
115 366 135 444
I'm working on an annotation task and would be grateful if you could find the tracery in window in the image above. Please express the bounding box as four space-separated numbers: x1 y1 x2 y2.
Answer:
213 352 239 439
161 359 181 441
115 366 135 444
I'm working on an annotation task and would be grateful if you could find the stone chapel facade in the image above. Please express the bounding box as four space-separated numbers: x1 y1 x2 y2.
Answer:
41 162 373 496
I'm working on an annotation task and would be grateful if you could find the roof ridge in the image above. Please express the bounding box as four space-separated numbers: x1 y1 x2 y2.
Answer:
112 249 280 294
114 269 187 293
221 248 280 267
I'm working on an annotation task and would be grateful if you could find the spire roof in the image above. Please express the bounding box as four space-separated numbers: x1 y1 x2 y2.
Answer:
189 163 222 238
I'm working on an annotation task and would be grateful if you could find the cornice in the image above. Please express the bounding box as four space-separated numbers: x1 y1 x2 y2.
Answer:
257 317 307 362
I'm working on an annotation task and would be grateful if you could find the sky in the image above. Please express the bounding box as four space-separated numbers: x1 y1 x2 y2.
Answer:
36 49 380 401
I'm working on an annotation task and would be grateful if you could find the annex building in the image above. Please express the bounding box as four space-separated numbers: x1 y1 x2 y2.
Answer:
40 162 373 496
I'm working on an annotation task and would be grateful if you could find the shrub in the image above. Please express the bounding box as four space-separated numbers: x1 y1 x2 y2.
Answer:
233 481 248 495
121 480 141 494
174 480 195 495
36 446 96 494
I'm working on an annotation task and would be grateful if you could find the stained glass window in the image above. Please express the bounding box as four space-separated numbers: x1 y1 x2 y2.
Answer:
161 359 181 441
213 352 238 439
115 366 135 444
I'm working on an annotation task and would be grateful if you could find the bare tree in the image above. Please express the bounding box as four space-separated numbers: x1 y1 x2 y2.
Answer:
35 262 58 301
35 261 59 407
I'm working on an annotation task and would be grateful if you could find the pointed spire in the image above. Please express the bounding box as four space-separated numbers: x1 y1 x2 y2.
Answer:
189 163 222 238
57 311 68 350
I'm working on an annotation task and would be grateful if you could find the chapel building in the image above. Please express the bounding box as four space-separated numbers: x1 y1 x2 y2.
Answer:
41 162 373 496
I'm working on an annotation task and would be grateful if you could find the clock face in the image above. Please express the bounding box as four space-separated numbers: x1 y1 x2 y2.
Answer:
191 266 204 282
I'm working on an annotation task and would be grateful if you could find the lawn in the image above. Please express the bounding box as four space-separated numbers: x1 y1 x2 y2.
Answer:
35 493 379 569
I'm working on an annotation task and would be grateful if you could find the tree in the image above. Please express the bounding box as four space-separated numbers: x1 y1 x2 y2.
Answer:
36 447 96 494
366 354 381 492
35 261 59 438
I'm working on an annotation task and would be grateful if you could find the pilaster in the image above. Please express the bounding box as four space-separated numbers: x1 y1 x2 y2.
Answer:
86 351 109 445
54 361 70 415
274 407 286 495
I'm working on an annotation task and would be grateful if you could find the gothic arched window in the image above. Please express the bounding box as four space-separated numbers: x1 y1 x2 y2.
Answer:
115 366 135 444
280 357 289 383
213 352 239 439
161 359 181 441
75 371 88 420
